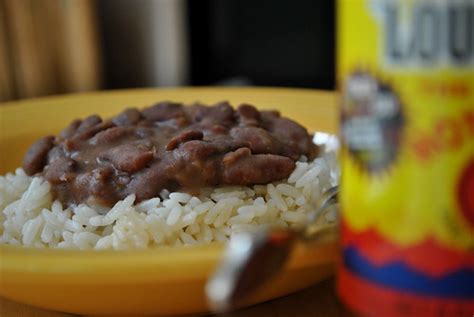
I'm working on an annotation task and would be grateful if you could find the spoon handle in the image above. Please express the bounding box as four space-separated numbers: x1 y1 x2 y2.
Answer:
206 186 339 312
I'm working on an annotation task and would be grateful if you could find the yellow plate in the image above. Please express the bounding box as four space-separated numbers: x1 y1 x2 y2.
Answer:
0 87 338 316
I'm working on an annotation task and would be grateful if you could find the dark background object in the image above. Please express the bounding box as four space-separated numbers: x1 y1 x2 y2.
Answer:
96 0 189 89
96 0 156 89
1 0 335 101
187 0 335 89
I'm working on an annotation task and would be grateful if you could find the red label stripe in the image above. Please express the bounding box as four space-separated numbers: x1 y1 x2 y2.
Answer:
341 221 474 277
338 265 474 317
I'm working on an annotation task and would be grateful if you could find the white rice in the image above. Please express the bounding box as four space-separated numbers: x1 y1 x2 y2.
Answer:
0 153 339 250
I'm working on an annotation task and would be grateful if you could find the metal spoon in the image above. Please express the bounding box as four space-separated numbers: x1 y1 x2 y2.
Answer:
205 185 339 312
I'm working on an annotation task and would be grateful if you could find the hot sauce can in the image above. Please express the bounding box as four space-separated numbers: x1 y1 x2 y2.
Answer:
337 1 474 316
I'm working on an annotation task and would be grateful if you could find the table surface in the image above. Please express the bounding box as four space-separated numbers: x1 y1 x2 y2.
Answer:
1 278 348 317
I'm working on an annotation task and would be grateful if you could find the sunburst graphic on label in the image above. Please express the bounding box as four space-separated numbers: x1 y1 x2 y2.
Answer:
341 70 405 174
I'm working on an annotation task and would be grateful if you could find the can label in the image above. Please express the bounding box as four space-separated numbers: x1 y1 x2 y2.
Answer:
337 1 474 316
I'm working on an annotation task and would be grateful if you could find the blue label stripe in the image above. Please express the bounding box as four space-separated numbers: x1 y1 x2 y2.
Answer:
344 247 474 299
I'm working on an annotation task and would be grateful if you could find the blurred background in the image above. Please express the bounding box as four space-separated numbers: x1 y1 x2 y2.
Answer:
0 0 334 102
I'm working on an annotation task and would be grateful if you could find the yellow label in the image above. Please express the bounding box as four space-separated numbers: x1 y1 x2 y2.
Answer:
338 0 474 250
